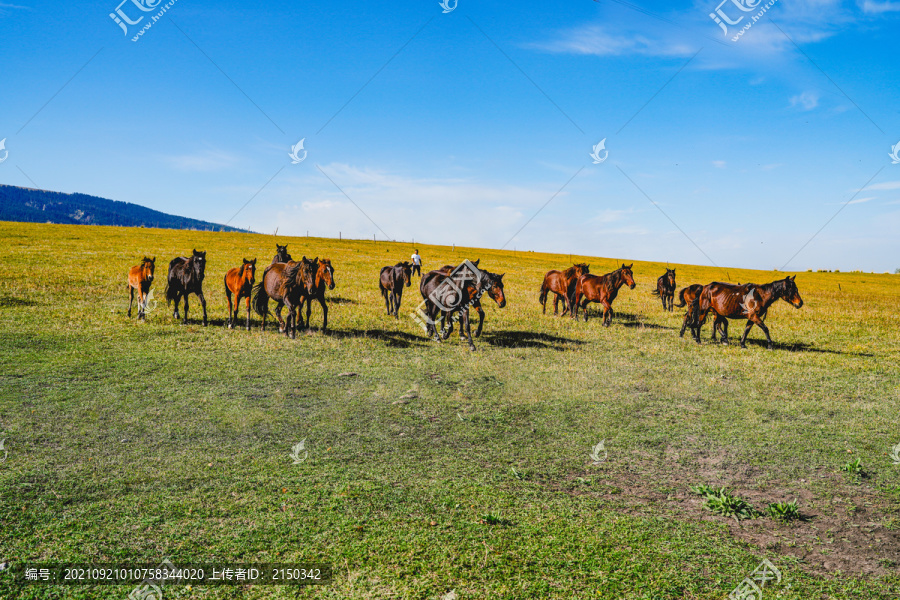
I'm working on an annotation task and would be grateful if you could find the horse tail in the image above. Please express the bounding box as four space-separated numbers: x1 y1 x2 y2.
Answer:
675 287 688 307
651 288 660 296
164 280 176 305
251 281 269 318
538 279 549 305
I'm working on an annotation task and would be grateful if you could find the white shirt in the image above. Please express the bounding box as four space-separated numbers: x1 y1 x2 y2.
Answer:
411 253 421 265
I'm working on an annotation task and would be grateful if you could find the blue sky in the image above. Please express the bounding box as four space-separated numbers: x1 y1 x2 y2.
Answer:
1 0 899 271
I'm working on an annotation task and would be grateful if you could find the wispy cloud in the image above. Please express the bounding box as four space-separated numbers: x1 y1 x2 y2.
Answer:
162 149 242 172
865 180 900 191
531 24 696 58
859 0 900 13
712 160 726 169
790 91 819 110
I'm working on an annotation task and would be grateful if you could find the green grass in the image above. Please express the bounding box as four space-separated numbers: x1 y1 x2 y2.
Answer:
0 221 899 599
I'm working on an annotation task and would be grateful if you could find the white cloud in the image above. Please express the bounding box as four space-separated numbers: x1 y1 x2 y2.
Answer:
865 180 900 191
789 91 819 110
712 160 726 169
162 149 241 172
859 0 900 13
532 24 696 58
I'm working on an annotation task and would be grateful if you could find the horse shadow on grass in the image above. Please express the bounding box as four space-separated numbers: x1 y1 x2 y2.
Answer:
326 296 356 305
480 330 585 351
320 328 429 348
738 337 873 356
578 310 674 330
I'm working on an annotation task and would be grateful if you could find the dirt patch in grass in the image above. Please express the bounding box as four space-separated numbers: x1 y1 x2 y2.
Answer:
553 456 900 579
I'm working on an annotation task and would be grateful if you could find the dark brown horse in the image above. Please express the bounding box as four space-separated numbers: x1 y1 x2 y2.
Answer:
436 261 505 339
419 262 505 350
691 276 803 349
539 263 590 316
304 258 335 331
572 264 636 326
252 257 317 338
379 262 412 317
224 258 257 330
127 256 155 320
165 249 208 326
652 268 676 311
676 284 727 340
272 244 292 265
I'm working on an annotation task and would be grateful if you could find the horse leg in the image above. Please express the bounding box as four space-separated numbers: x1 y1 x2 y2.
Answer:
717 317 729 344
283 301 294 339
553 293 560 316
198 291 208 326
747 314 773 349
460 307 476 351
173 291 181 321
181 293 190 324
739 319 755 349
306 297 314 331
275 302 285 332
319 296 328 332
128 287 135 318
474 305 485 338
244 293 252 331
226 289 234 329
603 303 613 327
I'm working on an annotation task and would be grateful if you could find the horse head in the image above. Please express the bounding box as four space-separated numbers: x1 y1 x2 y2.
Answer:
621 263 636 289
400 261 412 287
142 256 155 282
320 258 335 290
242 258 257 282
301 256 319 291
482 271 506 308
779 275 803 308
192 249 207 279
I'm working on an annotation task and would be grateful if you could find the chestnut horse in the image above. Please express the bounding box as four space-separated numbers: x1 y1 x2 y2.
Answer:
127 256 155 320
572 264 636 326
272 244 292 265
690 276 803 349
304 258 335 331
224 258 257 330
436 261 505 339
252 257 318 338
539 263 590 316
165 249 208 326
651 268 676 311
676 283 727 340
379 262 412 317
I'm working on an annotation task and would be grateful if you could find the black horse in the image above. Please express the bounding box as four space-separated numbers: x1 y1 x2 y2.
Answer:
165 249 208 326
652 268 676 311
419 262 506 351
379 262 412 317
272 244 292 265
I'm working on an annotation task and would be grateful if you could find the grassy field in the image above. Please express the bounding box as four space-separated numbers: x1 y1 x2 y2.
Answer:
0 221 898 599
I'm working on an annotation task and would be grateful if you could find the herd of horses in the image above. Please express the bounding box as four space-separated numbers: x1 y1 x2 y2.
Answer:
126 244 804 350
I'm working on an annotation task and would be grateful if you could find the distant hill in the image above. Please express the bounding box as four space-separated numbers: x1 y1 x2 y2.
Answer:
0 185 248 232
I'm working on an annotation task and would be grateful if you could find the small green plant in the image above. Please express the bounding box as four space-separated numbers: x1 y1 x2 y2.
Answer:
766 499 800 522
479 512 513 526
690 484 758 521
841 458 864 476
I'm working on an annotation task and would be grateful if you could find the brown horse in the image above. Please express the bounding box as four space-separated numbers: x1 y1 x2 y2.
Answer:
436 261 505 339
224 258 257 330
127 256 155 320
252 257 318 338
572 264 636 326
304 258 335 331
652 268 676 311
379 262 412 317
676 283 727 340
539 263 590 316
691 276 803 349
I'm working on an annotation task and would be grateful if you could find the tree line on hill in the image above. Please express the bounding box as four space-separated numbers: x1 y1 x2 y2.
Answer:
0 184 248 232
